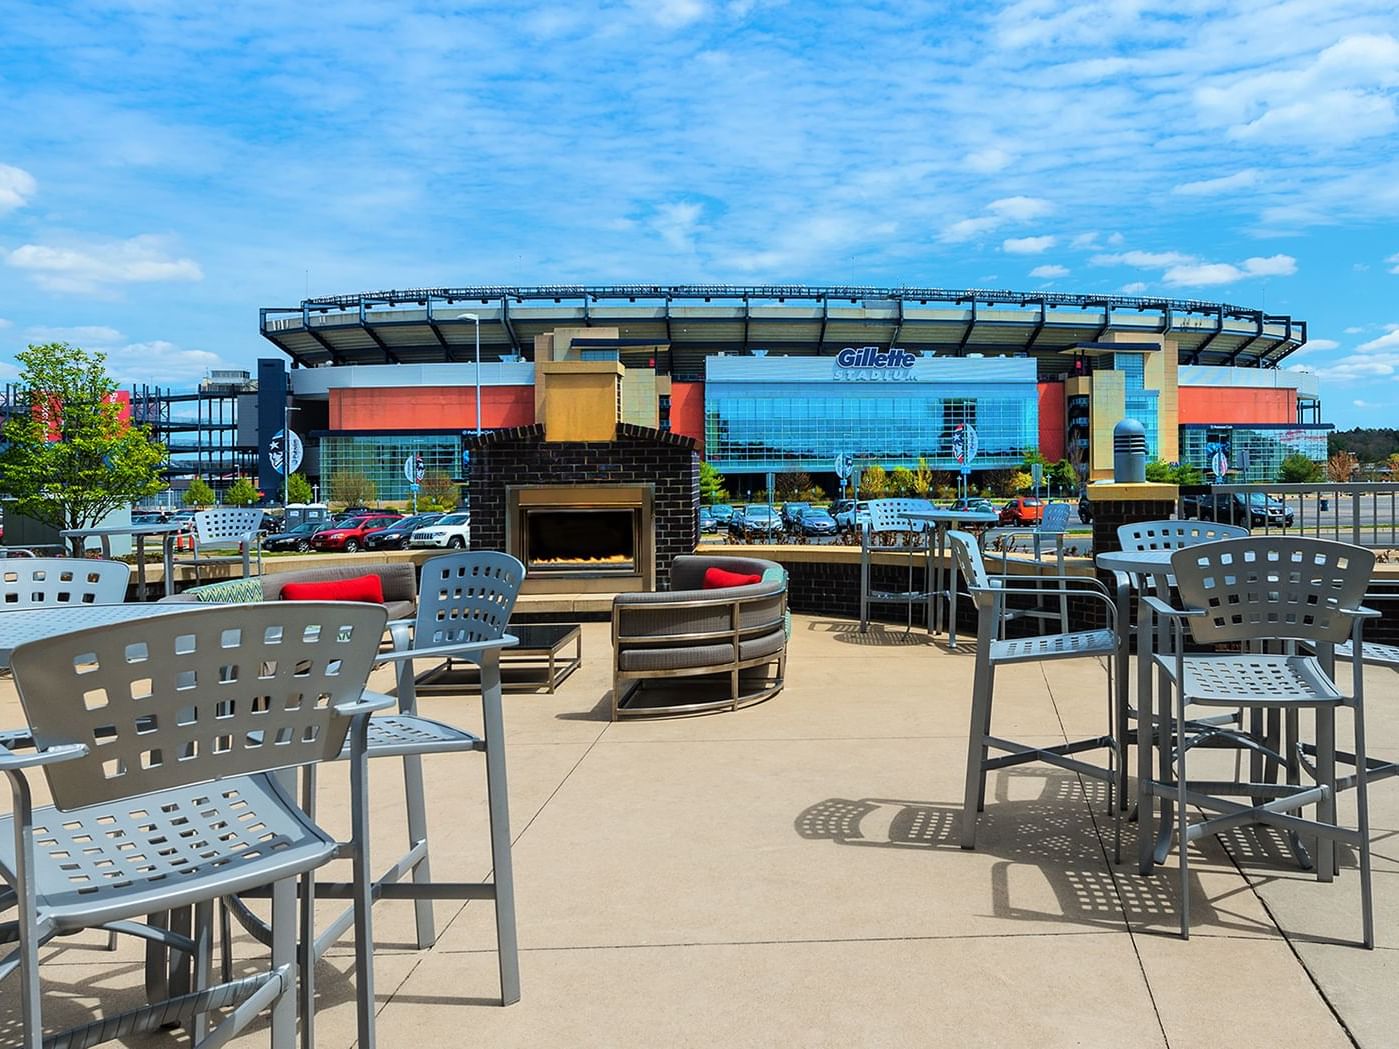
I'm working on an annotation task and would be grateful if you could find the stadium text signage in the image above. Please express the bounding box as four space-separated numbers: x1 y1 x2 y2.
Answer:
833 346 916 381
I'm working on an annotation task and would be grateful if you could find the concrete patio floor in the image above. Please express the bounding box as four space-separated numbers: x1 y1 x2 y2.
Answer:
5 613 1399 1048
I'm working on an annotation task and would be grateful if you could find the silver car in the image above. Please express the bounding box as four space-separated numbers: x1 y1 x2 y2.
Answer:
409 511 471 549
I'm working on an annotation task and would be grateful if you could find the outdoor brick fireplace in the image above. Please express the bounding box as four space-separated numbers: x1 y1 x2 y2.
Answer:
465 423 698 594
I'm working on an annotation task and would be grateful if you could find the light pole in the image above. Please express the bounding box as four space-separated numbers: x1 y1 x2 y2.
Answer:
456 313 482 434
282 405 301 508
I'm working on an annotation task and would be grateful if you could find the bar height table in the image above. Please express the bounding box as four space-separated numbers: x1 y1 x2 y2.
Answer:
901 508 1000 648
60 521 188 600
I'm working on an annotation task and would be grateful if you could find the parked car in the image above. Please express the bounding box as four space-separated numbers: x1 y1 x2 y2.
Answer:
798 507 839 538
726 506 747 539
1077 490 1093 524
780 502 811 531
363 512 444 551
409 511 471 548
834 500 871 530
998 496 1045 526
262 520 321 553
1184 491 1294 528
698 507 720 534
949 497 996 515
707 504 735 524
733 504 783 540
309 512 403 552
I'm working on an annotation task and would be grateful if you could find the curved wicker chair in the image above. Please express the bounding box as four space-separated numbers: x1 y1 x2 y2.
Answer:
612 554 787 719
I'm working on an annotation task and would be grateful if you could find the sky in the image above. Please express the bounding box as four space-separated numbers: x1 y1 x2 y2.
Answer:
1 0 1398 427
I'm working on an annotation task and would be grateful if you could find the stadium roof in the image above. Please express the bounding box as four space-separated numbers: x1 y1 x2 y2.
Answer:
259 284 1307 378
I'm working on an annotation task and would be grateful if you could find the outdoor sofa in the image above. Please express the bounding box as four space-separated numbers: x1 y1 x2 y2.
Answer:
160 560 418 620
612 554 788 719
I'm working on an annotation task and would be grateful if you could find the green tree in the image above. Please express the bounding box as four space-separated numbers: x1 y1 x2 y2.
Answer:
911 457 934 498
1051 458 1078 494
889 466 915 497
1007 469 1034 493
286 471 314 504
699 460 728 504
418 471 459 511
329 470 376 508
859 465 889 498
0 342 167 546
183 477 215 507
1278 452 1323 483
1144 460 1204 486
225 476 259 506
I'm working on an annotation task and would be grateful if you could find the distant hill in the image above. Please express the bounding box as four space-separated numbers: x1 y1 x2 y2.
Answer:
1329 428 1399 463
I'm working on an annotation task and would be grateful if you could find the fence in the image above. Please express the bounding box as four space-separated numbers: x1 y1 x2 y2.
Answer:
1176 483 1399 549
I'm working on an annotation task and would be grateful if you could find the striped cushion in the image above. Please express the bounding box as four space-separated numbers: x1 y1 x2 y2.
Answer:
185 577 266 603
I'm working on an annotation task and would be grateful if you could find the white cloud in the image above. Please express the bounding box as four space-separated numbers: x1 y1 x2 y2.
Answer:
1302 338 1339 351
965 147 1012 173
1095 249 1296 287
1173 169 1261 196
1070 232 1100 250
1344 326 1365 334
1388 252 1399 275
104 340 230 385
941 196 1053 242
1355 399 1377 408
24 325 125 344
1004 235 1056 254
650 201 704 253
1357 329 1399 353
1120 281 1148 294
4 234 203 293
632 0 709 27
0 163 36 213
1030 264 1068 279
0 318 11 330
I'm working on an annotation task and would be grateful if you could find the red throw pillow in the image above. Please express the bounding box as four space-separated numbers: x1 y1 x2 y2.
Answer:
280 574 385 604
702 566 762 590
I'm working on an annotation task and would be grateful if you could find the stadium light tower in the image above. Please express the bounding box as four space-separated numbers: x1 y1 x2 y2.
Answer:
456 313 482 434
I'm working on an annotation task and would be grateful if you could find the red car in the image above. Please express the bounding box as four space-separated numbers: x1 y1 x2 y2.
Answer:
997 497 1044 526
309 513 402 552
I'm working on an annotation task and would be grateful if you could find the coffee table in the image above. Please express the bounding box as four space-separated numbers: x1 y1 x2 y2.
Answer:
415 622 582 694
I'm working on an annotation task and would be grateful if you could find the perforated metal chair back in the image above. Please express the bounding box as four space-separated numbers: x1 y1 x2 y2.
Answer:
1118 520 1249 552
0 557 131 608
415 551 525 654
947 529 992 593
10 601 387 810
1039 502 1071 535
193 507 263 545
1170 537 1373 647
866 498 933 534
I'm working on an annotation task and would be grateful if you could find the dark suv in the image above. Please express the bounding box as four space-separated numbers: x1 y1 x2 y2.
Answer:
1183 491 1294 528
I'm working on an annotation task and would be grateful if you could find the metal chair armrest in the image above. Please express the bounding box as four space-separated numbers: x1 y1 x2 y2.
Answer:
374 634 520 663
335 690 397 717
0 740 89 771
1142 594 1206 619
978 583 1118 627
1340 605 1383 619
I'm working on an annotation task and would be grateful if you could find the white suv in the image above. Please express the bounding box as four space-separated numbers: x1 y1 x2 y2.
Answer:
409 511 470 549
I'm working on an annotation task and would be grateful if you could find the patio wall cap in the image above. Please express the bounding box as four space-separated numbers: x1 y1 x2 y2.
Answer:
1086 482 1178 502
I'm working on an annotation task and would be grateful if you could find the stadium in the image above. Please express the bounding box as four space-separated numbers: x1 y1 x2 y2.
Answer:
253 284 1327 501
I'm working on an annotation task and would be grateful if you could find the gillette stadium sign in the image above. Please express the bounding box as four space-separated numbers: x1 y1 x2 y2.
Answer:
833 346 916 381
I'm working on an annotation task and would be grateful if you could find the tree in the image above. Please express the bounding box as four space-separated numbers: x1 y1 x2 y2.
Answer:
888 466 915 497
183 477 215 507
911 457 934 498
1007 469 1034 494
1327 450 1360 483
0 342 167 544
286 471 314 504
699 460 728 504
1278 452 1324 483
418 471 459 511
1144 460 1204 486
329 469 376 507
1387 452 1399 479
1051 458 1078 494
225 476 259 506
859 465 889 498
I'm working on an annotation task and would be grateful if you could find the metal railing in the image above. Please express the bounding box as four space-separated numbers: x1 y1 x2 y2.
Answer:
1176 483 1399 549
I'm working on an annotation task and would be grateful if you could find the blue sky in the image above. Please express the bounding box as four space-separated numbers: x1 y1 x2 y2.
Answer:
1 0 1397 427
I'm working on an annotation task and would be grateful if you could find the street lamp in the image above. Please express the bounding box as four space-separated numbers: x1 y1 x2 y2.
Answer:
455 313 482 435
282 404 301 508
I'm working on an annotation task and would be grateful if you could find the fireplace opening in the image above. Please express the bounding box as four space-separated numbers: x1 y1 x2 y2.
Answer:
524 508 637 574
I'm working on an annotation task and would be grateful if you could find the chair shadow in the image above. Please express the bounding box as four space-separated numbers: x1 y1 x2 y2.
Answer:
554 689 615 721
795 768 1272 938
809 618 941 648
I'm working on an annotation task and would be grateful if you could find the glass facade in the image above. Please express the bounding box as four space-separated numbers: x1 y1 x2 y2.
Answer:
1180 424 1330 483
319 433 463 502
1114 353 1160 459
704 357 1038 475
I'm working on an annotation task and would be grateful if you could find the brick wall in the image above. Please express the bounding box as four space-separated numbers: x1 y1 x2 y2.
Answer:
464 423 699 589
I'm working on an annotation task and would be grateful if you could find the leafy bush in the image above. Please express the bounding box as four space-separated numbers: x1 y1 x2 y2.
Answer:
1278 452 1323 483
184 477 215 507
